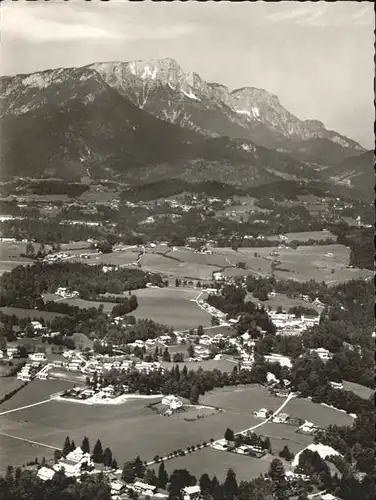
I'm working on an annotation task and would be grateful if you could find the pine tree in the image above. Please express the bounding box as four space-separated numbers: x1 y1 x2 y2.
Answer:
102 447 112 467
70 440 76 452
92 438 104 463
111 458 118 470
224 428 235 442
82 436 90 454
158 461 169 489
62 436 71 456
223 469 238 499
199 473 212 494
189 384 200 404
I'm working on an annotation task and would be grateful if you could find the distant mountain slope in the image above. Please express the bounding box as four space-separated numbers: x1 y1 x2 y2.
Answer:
89 57 365 164
324 150 374 199
0 65 320 187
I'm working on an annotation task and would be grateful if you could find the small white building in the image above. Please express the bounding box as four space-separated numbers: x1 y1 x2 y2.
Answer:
132 481 157 496
53 447 92 477
253 408 269 419
183 485 201 500
162 395 183 410
29 352 47 362
37 467 56 482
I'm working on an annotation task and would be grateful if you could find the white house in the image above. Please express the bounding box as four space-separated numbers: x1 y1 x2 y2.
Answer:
53 447 92 477
183 485 201 500
37 467 56 482
132 481 157 496
310 348 333 361
29 352 47 362
253 408 269 419
162 395 183 410
110 479 126 496
273 412 290 424
6 347 18 359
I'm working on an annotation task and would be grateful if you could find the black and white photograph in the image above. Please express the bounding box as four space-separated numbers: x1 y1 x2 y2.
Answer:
0 1 374 499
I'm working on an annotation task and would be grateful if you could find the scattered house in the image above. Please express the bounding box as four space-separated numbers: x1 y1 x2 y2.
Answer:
29 352 47 362
110 479 126 496
264 353 292 368
6 347 18 359
183 485 201 500
161 395 183 410
273 412 290 424
31 321 43 331
132 481 157 496
285 471 309 482
253 408 269 419
309 348 333 361
53 447 93 477
37 467 56 482
329 381 344 390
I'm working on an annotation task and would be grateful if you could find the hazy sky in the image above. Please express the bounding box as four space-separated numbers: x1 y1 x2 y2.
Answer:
1 1 374 148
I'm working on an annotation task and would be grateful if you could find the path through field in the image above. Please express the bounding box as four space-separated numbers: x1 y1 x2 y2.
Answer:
146 393 296 466
0 398 52 417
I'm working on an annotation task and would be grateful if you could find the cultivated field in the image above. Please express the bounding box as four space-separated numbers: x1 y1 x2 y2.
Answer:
342 381 374 400
0 241 33 275
284 397 354 428
266 230 336 242
0 377 24 399
218 244 372 284
153 446 272 481
0 383 353 476
246 292 323 312
0 307 66 321
131 288 212 330
69 249 139 267
140 253 216 281
257 422 314 456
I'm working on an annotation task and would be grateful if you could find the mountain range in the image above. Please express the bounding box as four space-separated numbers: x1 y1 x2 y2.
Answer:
0 57 371 195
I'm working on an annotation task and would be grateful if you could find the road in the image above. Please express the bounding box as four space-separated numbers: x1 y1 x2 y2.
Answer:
145 393 296 466
0 398 52 417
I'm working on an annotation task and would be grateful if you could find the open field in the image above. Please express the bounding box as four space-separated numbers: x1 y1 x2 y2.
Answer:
0 241 33 275
140 253 216 281
266 230 336 242
167 248 231 269
132 288 212 330
284 397 354 428
0 377 24 399
246 292 323 312
69 249 139 266
60 298 117 313
258 422 314 456
0 383 353 475
218 244 372 284
152 446 272 482
0 307 66 320
342 381 374 400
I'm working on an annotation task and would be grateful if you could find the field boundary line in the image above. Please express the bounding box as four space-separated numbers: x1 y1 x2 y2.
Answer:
0 398 52 417
0 431 60 450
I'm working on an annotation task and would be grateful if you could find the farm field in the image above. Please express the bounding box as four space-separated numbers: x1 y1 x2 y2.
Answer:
0 383 353 476
257 422 314 456
218 244 372 284
59 298 117 313
153 446 272 482
0 377 24 399
266 230 336 242
70 249 139 266
0 307 66 321
246 292 323 312
140 253 216 281
131 288 212 330
167 248 232 269
342 381 374 400
284 397 354 428
0 241 33 275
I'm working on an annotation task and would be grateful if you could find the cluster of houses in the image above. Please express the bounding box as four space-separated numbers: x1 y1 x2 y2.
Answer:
55 287 80 299
37 445 202 500
268 310 321 336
